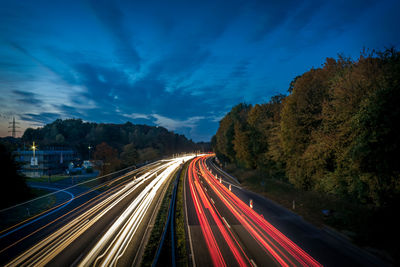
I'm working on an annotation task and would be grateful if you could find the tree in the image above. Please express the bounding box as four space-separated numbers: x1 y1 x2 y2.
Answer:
280 68 328 189
215 114 235 162
22 119 199 159
213 103 253 165
247 104 270 168
94 142 121 175
349 50 400 205
138 147 160 162
280 57 350 190
213 48 400 208
233 123 252 168
0 144 32 209
120 143 139 168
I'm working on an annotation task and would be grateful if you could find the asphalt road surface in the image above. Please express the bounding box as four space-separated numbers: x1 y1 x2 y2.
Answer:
184 155 387 267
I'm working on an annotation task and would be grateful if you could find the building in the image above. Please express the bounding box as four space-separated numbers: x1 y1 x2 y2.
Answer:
14 148 75 177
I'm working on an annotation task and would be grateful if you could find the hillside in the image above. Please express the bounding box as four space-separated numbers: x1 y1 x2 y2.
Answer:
18 119 206 170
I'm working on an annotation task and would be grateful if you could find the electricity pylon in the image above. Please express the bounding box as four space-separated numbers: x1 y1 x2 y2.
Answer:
8 117 20 138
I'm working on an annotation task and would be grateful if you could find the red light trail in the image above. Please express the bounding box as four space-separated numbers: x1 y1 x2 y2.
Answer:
188 158 251 267
187 155 323 267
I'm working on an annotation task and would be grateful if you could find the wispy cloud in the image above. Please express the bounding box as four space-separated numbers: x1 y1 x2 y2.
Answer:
151 114 205 131
19 112 61 124
123 113 151 120
88 0 141 71
13 90 44 105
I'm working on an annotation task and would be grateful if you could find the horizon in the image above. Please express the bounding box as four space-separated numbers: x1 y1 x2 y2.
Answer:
1 0 399 141
2 118 210 143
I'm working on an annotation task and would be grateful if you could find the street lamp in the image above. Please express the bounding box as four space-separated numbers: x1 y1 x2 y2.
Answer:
30 141 38 167
88 145 92 160
31 141 37 159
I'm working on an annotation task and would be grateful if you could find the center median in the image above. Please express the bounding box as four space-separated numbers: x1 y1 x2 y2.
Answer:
141 159 192 267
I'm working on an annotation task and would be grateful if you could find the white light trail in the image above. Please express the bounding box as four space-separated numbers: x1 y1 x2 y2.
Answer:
6 156 194 267
81 156 194 267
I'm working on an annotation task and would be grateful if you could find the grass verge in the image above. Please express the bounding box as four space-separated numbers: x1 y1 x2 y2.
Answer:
175 161 190 267
26 175 71 183
141 169 177 266
0 188 57 230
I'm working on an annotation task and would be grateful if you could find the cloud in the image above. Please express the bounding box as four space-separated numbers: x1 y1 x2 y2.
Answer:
149 47 211 85
247 0 301 42
247 0 377 50
151 114 204 130
123 113 206 132
8 42 63 79
73 63 127 107
19 112 61 124
68 60 226 121
230 60 250 78
13 90 44 105
88 0 141 70
54 104 84 118
123 113 151 120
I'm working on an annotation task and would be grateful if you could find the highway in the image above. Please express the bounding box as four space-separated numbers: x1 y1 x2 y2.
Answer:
184 155 385 267
0 153 386 266
0 155 193 266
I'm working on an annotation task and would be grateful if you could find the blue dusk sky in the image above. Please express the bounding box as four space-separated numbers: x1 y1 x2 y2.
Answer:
0 0 399 141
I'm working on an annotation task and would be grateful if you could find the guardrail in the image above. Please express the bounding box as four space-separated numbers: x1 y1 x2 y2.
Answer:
152 167 182 267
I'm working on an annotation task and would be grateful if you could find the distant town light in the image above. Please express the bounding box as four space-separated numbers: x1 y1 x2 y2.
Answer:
88 145 93 160
31 141 37 151
31 141 38 167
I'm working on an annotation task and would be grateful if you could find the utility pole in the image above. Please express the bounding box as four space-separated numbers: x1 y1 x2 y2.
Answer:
8 117 20 138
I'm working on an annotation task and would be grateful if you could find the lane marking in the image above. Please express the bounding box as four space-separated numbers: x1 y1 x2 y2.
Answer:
222 217 231 229
250 259 257 267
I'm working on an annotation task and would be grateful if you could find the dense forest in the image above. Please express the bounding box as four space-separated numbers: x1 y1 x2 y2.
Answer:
19 120 206 172
212 48 400 208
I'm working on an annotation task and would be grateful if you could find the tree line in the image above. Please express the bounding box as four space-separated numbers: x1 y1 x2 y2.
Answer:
21 119 206 173
212 48 400 207
0 120 207 208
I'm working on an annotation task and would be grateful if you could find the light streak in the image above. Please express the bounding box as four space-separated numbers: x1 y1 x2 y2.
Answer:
82 157 193 266
196 155 322 267
0 161 160 237
5 156 194 266
188 160 226 267
188 158 251 267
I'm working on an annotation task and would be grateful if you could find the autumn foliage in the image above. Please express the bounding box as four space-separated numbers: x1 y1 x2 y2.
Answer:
93 142 121 174
213 48 400 207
